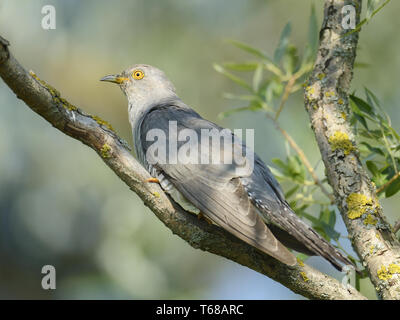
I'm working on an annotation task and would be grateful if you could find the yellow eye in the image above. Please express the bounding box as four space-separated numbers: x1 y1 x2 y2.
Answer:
132 70 144 80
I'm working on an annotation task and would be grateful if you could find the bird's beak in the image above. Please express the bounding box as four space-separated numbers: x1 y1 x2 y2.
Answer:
100 74 129 84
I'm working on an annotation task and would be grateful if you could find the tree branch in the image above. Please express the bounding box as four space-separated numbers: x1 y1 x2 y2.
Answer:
0 35 366 300
304 0 400 300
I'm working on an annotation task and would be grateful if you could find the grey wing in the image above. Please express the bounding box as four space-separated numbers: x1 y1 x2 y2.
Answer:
242 158 355 271
139 104 296 266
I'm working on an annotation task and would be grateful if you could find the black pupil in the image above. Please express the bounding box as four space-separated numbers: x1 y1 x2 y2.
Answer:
136 73 140 76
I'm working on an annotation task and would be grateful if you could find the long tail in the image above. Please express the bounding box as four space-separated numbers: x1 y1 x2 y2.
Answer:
257 202 358 272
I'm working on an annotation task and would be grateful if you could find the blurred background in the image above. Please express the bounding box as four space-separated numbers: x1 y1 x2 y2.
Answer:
0 0 399 299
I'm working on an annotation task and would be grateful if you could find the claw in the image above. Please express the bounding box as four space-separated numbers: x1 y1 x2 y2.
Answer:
146 177 160 183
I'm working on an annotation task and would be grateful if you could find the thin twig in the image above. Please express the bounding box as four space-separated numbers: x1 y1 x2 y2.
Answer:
275 75 296 121
393 220 400 234
376 172 400 194
267 114 334 202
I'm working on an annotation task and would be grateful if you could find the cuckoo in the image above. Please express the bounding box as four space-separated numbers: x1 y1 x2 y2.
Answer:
101 64 355 272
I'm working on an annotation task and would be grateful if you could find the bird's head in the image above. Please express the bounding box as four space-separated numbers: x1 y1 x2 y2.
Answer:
100 64 177 107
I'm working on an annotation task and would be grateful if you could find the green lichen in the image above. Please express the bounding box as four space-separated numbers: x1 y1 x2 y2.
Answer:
328 131 355 155
338 98 344 105
377 264 400 281
346 193 373 220
100 143 112 158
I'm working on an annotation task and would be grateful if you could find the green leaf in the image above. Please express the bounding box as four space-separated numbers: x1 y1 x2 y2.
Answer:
271 158 287 171
285 185 300 199
252 64 263 92
282 45 299 74
303 211 340 241
364 87 381 109
386 175 400 197
367 0 380 19
319 208 336 229
366 160 380 176
223 62 259 72
227 39 272 62
352 113 369 130
268 166 286 180
322 223 341 241
366 160 388 186
265 79 284 103
217 101 262 119
350 94 375 117
274 22 292 63
360 142 385 156
213 63 252 91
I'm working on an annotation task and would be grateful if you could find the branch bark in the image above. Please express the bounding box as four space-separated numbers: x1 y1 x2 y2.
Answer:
304 0 400 300
0 35 366 299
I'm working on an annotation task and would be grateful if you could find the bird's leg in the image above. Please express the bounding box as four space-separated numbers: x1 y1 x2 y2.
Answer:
197 212 213 225
146 177 160 183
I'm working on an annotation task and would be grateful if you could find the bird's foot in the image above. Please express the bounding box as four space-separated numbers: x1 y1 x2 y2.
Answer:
198 212 213 225
146 177 160 183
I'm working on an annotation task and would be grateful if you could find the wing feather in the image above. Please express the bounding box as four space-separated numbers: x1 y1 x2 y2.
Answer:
138 103 296 266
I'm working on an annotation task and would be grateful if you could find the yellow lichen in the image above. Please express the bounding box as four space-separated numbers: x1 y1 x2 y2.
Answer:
388 264 400 275
297 257 304 267
317 73 325 80
364 213 378 226
346 193 373 220
369 245 375 254
100 143 112 158
328 131 355 155
306 86 314 94
300 272 309 282
91 115 115 131
341 112 347 120
377 266 391 281
153 191 160 198
376 233 381 240
377 264 400 281
30 70 79 111
30 71 116 132
338 98 344 105
325 91 335 97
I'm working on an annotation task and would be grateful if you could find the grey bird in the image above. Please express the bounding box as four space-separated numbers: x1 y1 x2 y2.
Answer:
101 64 355 271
